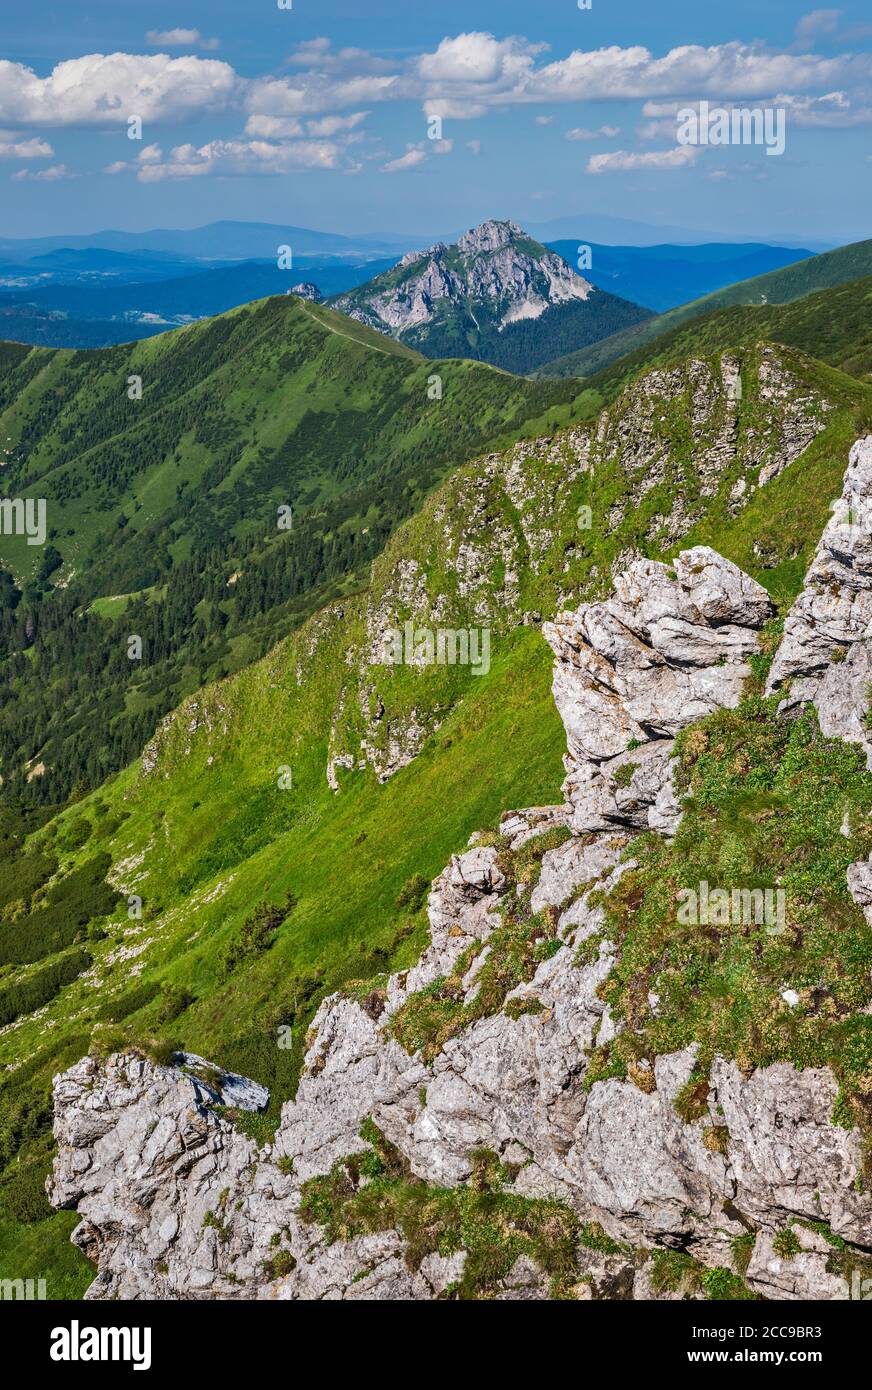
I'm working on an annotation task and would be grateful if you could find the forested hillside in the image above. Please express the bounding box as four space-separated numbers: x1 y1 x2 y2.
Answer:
0 296 583 803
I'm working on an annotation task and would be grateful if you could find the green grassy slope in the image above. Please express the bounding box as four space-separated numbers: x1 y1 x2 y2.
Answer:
538 236 872 380
1 340 870 1294
0 294 580 593
0 295 588 803
563 275 872 418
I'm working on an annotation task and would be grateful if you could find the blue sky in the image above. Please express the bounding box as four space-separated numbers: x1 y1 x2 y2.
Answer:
1 1 871 244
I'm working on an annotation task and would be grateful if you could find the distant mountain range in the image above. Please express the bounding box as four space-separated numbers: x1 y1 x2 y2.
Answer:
0 218 862 362
0 220 406 263
538 235 872 378
549 241 813 314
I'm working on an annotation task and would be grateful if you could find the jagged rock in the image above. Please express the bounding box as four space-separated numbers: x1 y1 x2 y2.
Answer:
331 219 594 342
174 1053 270 1112
847 856 872 927
288 283 321 302
767 436 872 767
544 546 775 834
49 470 872 1300
746 1228 847 1301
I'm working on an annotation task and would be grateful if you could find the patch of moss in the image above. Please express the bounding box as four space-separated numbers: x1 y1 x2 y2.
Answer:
298 1120 579 1299
586 700 872 1133
389 830 572 1060
773 1227 802 1260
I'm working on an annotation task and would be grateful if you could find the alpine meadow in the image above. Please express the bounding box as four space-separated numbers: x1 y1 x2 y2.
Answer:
1 0 872 1345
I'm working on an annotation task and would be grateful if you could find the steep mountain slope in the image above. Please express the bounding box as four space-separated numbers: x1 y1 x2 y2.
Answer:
48 459 872 1298
539 236 872 380
330 220 652 374
566 275 872 416
546 240 812 314
1 339 869 1295
0 297 584 802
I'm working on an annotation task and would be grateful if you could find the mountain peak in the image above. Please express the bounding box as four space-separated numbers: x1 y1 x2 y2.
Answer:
456 218 526 255
330 217 651 373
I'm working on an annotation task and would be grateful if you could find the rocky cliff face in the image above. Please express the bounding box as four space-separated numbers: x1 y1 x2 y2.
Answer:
334 220 593 336
50 444 872 1300
329 220 651 373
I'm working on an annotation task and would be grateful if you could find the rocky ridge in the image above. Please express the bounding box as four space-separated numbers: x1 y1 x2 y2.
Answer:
50 443 872 1300
140 345 831 792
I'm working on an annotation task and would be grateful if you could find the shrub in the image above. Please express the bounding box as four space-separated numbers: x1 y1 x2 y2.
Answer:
219 895 296 977
0 948 92 1028
395 873 429 912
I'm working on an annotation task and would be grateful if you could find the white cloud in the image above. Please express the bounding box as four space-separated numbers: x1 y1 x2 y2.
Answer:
0 135 53 158
644 89 872 131
381 145 427 173
422 98 487 120
417 32 545 84
244 114 305 139
0 53 239 127
586 145 700 174
305 111 369 136
146 29 219 51
565 124 620 140
432 139 454 154
773 88 872 126
466 138 482 154
535 114 554 125
246 72 398 118
137 138 342 181
138 142 162 163
12 163 74 181
793 10 842 47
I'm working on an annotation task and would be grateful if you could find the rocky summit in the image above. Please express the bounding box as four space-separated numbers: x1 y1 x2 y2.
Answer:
329 219 652 374
48 439 872 1301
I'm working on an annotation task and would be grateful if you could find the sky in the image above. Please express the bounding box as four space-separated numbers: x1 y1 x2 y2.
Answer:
0 1 871 245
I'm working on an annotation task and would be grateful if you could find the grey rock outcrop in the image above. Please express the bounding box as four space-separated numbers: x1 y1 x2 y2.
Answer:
50 450 872 1301
766 436 872 766
331 219 594 340
544 547 775 834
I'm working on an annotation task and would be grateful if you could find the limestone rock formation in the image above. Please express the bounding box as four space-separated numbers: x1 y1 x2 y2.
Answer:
50 446 872 1302
767 435 872 766
544 547 775 834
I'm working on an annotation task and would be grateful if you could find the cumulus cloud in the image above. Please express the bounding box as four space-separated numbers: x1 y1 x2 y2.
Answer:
146 29 219 51
0 53 239 126
381 145 427 173
535 114 554 125
0 134 53 157
246 72 398 118
417 32 546 84
136 138 341 181
304 111 369 136
565 125 620 140
12 163 74 181
586 145 700 174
